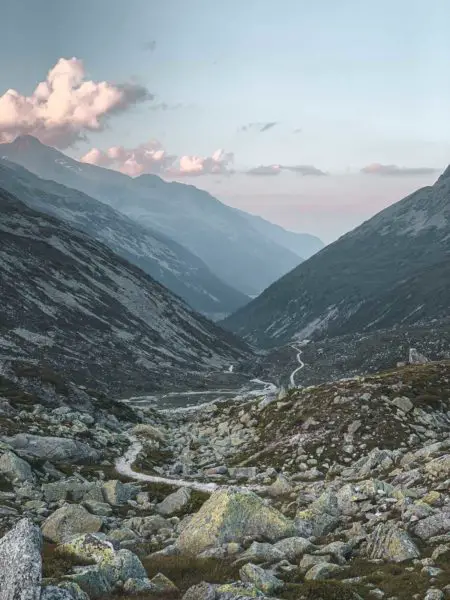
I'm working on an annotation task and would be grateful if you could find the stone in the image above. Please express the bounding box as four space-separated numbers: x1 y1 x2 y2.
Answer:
182 582 217 600
55 583 89 600
391 396 414 413
123 578 156 594
131 423 166 441
2 433 99 463
0 451 35 483
304 562 345 581
228 467 258 479
40 587 73 600
63 566 112 599
42 503 103 543
156 487 191 516
123 515 169 536
239 563 284 595
424 590 445 600
83 500 112 516
274 536 315 561
43 478 104 503
0 518 42 600
268 473 293 497
239 541 284 563
414 513 450 540
366 523 420 562
300 554 332 572
177 489 294 555
151 572 179 593
102 479 135 505
58 533 116 564
295 509 340 537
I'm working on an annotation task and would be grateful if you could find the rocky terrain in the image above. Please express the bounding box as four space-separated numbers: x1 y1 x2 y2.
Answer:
0 359 449 599
0 187 251 395
0 160 248 320
223 167 450 347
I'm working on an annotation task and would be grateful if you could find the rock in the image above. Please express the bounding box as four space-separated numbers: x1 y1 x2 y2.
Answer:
424 590 445 600
414 513 450 540
425 455 450 479
0 518 42 600
43 478 104 503
295 509 340 537
42 504 103 543
391 396 414 413
268 473 293 497
83 500 112 516
182 582 217 600
228 467 258 479
239 563 284 595
123 578 156 594
156 487 191 516
151 572 179 593
55 583 89 600
102 479 135 505
58 533 115 564
63 566 112 599
300 554 332 572
177 489 294 554
101 548 148 584
366 523 420 562
409 348 429 364
274 536 315 561
131 423 166 442
40 587 73 600
2 434 99 463
316 541 352 564
239 541 285 563
123 515 169 536
0 451 35 483
304 562 345 581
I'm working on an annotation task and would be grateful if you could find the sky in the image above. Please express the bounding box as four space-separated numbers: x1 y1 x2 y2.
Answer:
1 0 449 242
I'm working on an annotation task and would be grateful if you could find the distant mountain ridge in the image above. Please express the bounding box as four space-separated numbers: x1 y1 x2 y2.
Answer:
0 159 248 320
0 136 324 296
222 167 450 347
0 186 252 393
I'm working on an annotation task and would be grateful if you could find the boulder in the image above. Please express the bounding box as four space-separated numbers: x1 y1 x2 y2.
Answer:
151 573 179 593
304 562 345 581
0 451 35 484
268 473 293 497
0 518 42 600
123 578 156 594
42 504 103 543
274 536 315 561
177 489 294 555
413 513 450 541
239 563 284 595
156 487 191 516
40 587 73 600
3 434 99 464
182 582 217 600
102 479 136 505
366 523 420 562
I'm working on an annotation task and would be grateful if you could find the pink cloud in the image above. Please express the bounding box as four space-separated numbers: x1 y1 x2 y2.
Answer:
80 143 234 177
0 58 151 148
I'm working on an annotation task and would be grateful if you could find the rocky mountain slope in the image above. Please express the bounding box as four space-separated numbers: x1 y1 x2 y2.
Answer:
0 136 320 296
0 160 248 320
0 358 448 599
223 168 450 347
0 187 252 394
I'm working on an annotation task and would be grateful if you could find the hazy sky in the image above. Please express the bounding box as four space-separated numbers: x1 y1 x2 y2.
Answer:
1 0 449 241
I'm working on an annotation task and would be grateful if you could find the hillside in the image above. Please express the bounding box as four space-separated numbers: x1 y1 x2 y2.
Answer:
0 136 317 296
223 167 450 347
0 160 248 320
0 187 252 394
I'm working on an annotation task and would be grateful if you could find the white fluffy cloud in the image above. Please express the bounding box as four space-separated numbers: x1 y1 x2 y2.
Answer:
0 58 150 148
80 143 234 177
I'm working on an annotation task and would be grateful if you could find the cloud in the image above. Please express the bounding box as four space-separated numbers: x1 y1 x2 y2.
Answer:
361 163 439 176
246 165 282 176
246 164 326 176
0 57 152 148
80 142 234 177
239 121 278 133
143 40 157 52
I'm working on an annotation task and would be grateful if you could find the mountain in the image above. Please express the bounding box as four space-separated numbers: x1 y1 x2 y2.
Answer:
232 207 324 259
0 136 314 296
223 168 450 347
0 160 248 320
0 187 252 394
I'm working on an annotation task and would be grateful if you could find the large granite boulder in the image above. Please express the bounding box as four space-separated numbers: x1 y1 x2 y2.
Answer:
366 523 420 562
0 451 35 484
177 488 294 555
0 518 42 600
42 504 103 543
2 433 99 464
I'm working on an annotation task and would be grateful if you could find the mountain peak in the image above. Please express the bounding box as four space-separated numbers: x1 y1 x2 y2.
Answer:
437 165 450 183
10 134 45 147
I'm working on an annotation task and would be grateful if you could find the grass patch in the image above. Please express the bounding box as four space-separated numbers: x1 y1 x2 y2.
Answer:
142 555 240 595
281 580 364 600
